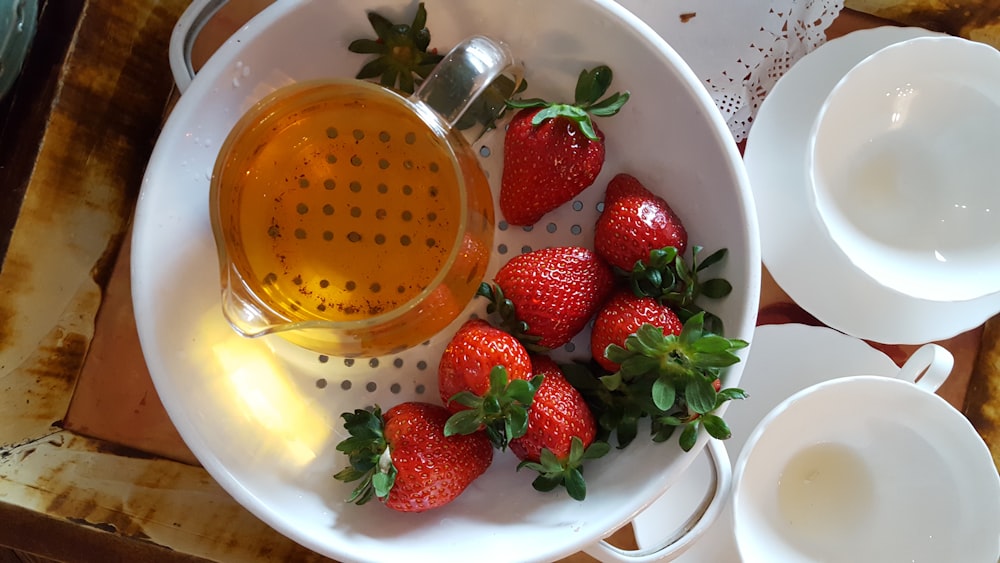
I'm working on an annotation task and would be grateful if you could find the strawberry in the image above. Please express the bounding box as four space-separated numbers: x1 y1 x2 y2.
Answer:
594 173 732 334
334 402 492 512
594 173 688 271
500 66 630 226
511 355 608 501
590 290 684 373
438 319 540 449
588 305 749 452
480 246 615 350
510 356 598 461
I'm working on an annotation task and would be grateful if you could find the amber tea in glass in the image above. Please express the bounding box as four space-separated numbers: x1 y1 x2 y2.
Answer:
210 37 520 357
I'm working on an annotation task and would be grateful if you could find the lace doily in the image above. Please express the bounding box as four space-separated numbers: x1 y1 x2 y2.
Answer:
617 0 845 142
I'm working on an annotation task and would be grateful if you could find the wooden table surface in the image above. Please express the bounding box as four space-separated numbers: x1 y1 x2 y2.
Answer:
0 3 996 562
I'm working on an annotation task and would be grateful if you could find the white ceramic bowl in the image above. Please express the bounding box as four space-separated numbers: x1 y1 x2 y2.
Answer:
733 344 1000 563
132 1 761 562
808 36 1000 303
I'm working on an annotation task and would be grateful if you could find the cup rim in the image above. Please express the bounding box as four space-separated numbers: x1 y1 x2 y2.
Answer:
731 374 1000 561
804 35 1000 304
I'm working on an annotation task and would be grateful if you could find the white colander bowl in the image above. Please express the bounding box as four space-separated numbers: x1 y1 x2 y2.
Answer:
132 1 760 561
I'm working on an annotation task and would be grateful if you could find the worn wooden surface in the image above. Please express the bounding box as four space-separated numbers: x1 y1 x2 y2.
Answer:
0 3 996 563
0 1 335 562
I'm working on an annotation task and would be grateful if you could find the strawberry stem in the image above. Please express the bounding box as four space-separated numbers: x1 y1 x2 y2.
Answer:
334 406 398 505
444 366 544 450
348 3 444 94
516 437 610 501
624 245 733 334
476 282 547 353
568 313 748 451
504 65 630 141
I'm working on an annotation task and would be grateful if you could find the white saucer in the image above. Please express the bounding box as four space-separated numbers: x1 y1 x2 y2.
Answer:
632 323 900 560
745 26 1000 345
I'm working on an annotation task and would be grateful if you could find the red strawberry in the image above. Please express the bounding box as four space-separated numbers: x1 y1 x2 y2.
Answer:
511 355 597 462
512 355 609 501
482 246 615 350
587 309 749 452
438 319 540 449
594 173 688 271
500 66 630 226
590 290 684 373
438 319 533 406
335 402 492 512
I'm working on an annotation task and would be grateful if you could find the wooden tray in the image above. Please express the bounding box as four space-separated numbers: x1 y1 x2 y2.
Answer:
0 4 995 562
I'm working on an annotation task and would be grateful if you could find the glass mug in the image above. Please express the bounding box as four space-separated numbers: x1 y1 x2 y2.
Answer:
210 36 521 357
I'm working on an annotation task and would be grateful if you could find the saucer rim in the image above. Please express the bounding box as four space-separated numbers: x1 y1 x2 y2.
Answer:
745 25 1000 345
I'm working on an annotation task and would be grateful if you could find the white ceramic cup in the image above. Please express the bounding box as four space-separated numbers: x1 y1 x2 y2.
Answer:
733 343 1000 563
807 36 1000 303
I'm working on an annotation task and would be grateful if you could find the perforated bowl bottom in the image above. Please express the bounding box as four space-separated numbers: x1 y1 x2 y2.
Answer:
260 125 608 413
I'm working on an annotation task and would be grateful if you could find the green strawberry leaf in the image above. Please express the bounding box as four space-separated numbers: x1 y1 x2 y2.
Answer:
635 323 670 354
588 92 630 116
371 467 396 498
505 97 550 109
356 57 390 80
620 354 661 379
678 311 706 346
701 278 733 299
411 1 428 31
700 414 732 441
504 64 627 141
443 409 482 436
516 438 607 501
691 348 746 369
718 387 749 402
564 468 587 501
615 415 639 449
506 405 529 442
443 367 542 449
624 245 734 332
576 117 599 141
507 378 539 404
367 10 393 39
679 421 700 452
695 247 728 271
599 371 623 391
691 334 738 353
575 65 613 106
685 377 718 415
651 377 676 412
530 474 561 493
334 406 398 506
650 422 677 443
582 441 611 460
348 2 444 94
604 344 632 365
348 38 385 54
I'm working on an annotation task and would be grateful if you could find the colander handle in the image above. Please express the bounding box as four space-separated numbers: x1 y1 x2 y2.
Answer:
169 0 230 94
583 439 732 562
